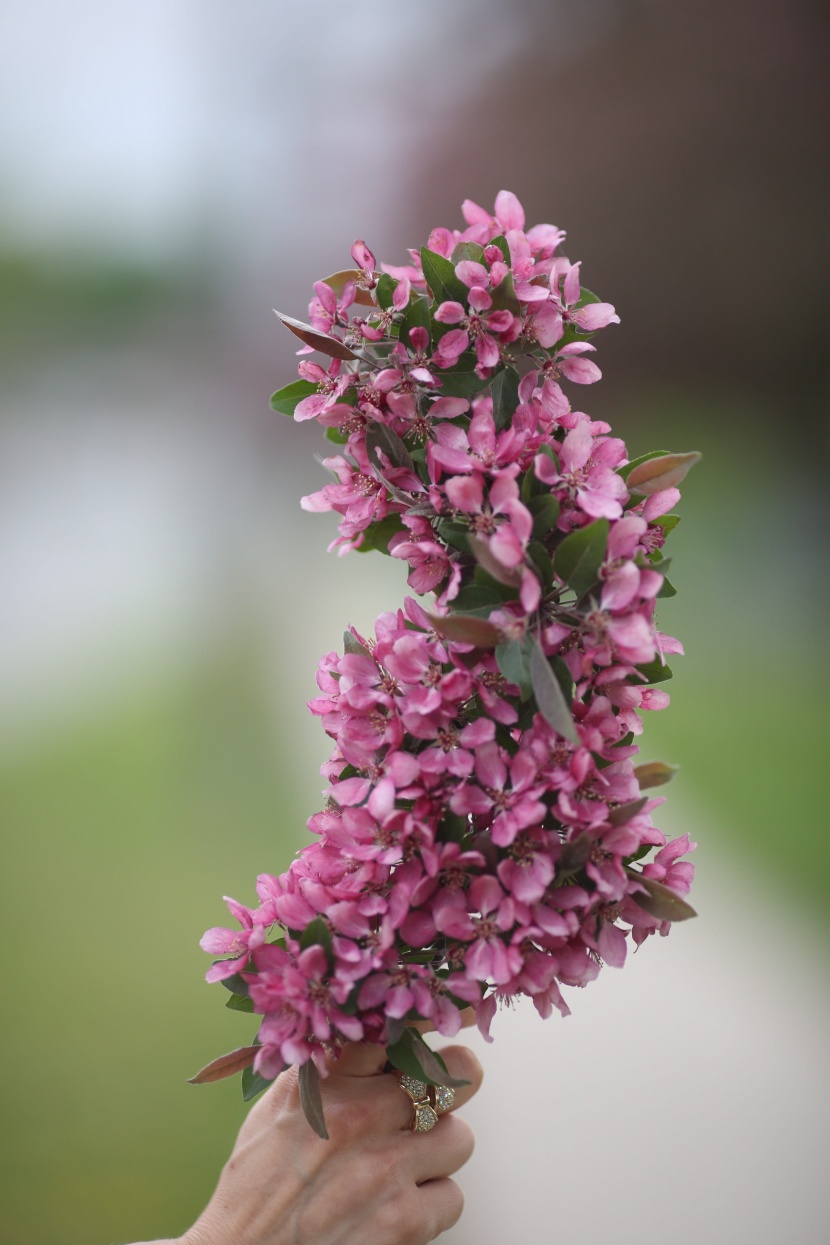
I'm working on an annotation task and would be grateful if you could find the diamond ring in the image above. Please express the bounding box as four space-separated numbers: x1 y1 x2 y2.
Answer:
398 1073 438 1132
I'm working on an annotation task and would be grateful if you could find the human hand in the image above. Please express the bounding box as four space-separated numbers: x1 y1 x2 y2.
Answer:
179 1041 483 1245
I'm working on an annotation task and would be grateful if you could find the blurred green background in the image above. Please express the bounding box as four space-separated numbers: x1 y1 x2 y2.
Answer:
1 3 828 1243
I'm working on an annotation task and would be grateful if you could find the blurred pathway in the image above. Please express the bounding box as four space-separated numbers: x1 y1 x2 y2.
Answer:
445 851 829 1243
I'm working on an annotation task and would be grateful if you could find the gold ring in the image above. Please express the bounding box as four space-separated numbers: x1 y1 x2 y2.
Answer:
398 1074 438 1133
432 1085 456 1115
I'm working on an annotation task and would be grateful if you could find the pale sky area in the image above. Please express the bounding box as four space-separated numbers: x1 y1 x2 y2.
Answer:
2 0 597 257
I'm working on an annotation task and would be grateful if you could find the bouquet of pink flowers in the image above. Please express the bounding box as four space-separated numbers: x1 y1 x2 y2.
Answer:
192 192 699 1136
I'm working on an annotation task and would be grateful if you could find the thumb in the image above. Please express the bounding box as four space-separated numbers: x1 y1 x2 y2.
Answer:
328 1040 389 1078
330 1008 476 1077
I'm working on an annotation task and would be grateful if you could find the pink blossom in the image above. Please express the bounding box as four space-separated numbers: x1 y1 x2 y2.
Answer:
200 896 267 983
200 190 697 1077
294 359 351 422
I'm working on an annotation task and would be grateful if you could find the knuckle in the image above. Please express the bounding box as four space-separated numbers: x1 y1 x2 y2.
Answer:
262 1065 300 1119
445 1113 475 1159
438 1110 477 1165
440 1179 465 1233
438 1044 484 1090
374 1190 418 1244
324 1094 376 1146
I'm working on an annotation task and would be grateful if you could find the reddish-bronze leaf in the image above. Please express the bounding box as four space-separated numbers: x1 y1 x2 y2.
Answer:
468 535 521 587
365 422 415 474
187 1045 259 1085
274 312 359 361
298 1060 329 1140
609 797 649 827
629 876 697 921
626 451 701 496
426 610 501 647
320 269 378 307
634 761 680 789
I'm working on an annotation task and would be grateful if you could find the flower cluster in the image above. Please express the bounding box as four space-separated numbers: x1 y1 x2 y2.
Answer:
197 192 699 1116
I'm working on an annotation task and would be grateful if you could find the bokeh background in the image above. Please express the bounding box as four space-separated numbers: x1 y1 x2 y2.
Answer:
2 2 828 1242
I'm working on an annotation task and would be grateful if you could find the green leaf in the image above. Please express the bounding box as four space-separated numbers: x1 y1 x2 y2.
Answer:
226 992 254 1013
551 655 573 704
219 972 251 997
365 421 415 474
489 235 511 264
299 1060 329 1139
521 462 548 503
613 730 635 750
526 540 553 590
490 366 520 431
489 271 521 315
575 286 602 308
634 761 679 789
242 1064 277 1102
435 357 490 398
400 295 431 349
635 659 674 685
537 443 560 471
420 247 468 306
472 565 517 598
618 450 670 483
375 273 397 310
528 493 561 539
628 875 697 922
274 311 359 361
451 240 487 265
436 519 471 555
656 513 681 534
356 514 406 555
452 584 501 611
409 1029 470 1088
554 519 609 598
301 917 333 967
438 811 470 844
529 636 579 742
269 379 318 416
657 576 677 599
343 630 371 657
496 635 534 700
386 1027 471 1089
385 1016 407 1047
325 425 348 445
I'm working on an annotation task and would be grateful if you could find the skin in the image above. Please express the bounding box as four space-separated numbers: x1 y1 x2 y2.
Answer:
141 1040 483 1245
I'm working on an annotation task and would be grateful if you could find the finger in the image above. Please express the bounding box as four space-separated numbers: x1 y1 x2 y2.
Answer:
430 1044 484 1113
382 1045 484 1133
415 1176 465 1240
410 1112 475 1185
329 1040 390 1078
410 1005 476 1035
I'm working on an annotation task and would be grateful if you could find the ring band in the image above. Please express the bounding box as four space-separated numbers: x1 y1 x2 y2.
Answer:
398 1074 438 1132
